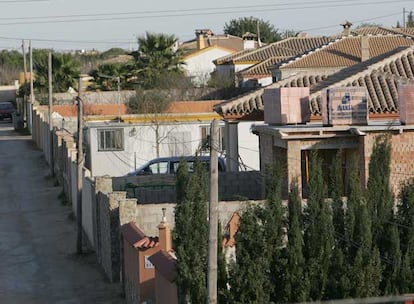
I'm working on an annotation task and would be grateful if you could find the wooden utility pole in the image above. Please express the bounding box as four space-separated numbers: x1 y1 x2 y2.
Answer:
22 40 27 126
48 52 54 176
28 40 34 132
76 77 84 254
207 119 219 304
403 8 406 29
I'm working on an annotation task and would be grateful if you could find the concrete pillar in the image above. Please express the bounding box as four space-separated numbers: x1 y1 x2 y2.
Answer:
287 141 302 196
225 121 239 172
109 191 127 282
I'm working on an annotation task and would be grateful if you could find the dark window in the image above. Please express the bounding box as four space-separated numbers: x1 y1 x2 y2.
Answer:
98 129 124 151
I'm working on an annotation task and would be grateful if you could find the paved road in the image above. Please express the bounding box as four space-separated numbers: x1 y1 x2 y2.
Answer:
0 122 124 304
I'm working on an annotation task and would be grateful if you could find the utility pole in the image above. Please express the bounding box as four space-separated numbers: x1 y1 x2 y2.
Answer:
48 52 54 176
403 8 406 29
117 76 121 123
207 119 219 304
22 40 27 126
76 77 84 254
28 40 34 132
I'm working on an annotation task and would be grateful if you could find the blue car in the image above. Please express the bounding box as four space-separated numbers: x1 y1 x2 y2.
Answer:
127 156 226 176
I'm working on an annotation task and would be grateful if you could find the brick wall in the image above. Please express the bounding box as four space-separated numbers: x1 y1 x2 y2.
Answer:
364 130 414 196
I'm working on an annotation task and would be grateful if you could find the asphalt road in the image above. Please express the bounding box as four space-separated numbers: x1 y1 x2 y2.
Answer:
0 121 124 304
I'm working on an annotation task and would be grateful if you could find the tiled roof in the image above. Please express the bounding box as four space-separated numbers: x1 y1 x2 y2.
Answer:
148 250 177 282
352 26 414 38
280 35 414 69
165 100 222 113
180 34 245 55
214 46 414 116
214 37 333 65
48 104 129 117
214 74 328 115
308 46 414 115
121 222 159 249
238 57 285 77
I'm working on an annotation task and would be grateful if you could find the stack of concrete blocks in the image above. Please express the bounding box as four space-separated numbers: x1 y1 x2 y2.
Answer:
322 87 369 126
263 87 310 125
399 84 414 125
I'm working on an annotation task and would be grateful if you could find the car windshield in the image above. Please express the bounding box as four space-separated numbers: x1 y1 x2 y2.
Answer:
0 103 13 110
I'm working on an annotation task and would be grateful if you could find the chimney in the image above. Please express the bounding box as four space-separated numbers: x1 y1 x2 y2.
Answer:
361 36 370 61
341 20 353 37
195 29 213 50
158 208 172 252
242 32 257 50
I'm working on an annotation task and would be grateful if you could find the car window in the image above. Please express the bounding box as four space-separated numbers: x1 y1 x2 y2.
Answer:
148 161 169 174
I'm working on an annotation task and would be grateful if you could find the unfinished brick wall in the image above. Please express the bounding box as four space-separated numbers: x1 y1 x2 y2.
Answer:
363 130 414 196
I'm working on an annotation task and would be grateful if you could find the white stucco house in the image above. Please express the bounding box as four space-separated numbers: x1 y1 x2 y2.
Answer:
48 98 261 177
183 46 236 86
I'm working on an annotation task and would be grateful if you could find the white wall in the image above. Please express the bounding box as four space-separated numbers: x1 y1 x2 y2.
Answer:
88 121 225 177
184 48 233 86
237 121 262 171
82 171 95 246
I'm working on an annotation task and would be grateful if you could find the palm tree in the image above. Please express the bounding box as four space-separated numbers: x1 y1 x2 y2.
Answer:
89 63 128 91
131 32 185 89
33 50 81 94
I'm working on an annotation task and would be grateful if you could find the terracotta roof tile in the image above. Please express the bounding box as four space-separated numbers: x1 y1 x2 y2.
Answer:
180 34 245 54
238 57 286 77
214 37 333 65
46 104 129 117
281 35 414 69
121 222 159 249
214 46 414 117
165 100 222 113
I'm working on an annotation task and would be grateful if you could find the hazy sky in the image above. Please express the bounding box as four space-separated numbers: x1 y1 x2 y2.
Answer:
0 0 412 51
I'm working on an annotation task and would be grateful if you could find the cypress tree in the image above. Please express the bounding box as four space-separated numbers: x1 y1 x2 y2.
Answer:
326 151 350 299
397 180 414 292
174 158 209 303
228 205 271 304
366 135 394 249
347 158 381 298
263 164 285 302
284 179 309 302
366 135 400 294
304 151 334 300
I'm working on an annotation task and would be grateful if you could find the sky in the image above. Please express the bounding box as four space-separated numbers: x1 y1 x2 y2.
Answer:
0 0 412 51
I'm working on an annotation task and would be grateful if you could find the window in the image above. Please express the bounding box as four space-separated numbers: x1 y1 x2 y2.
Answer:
98 129 124 151
200 126 225 153
148 161 169 174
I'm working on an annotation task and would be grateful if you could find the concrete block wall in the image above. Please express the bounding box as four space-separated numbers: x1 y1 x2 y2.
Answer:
114 171 265 204
132 201 262 237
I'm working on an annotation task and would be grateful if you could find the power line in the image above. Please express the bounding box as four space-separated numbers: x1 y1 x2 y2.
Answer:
0 0 410 26
299 12 403 32
0 0 49 3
